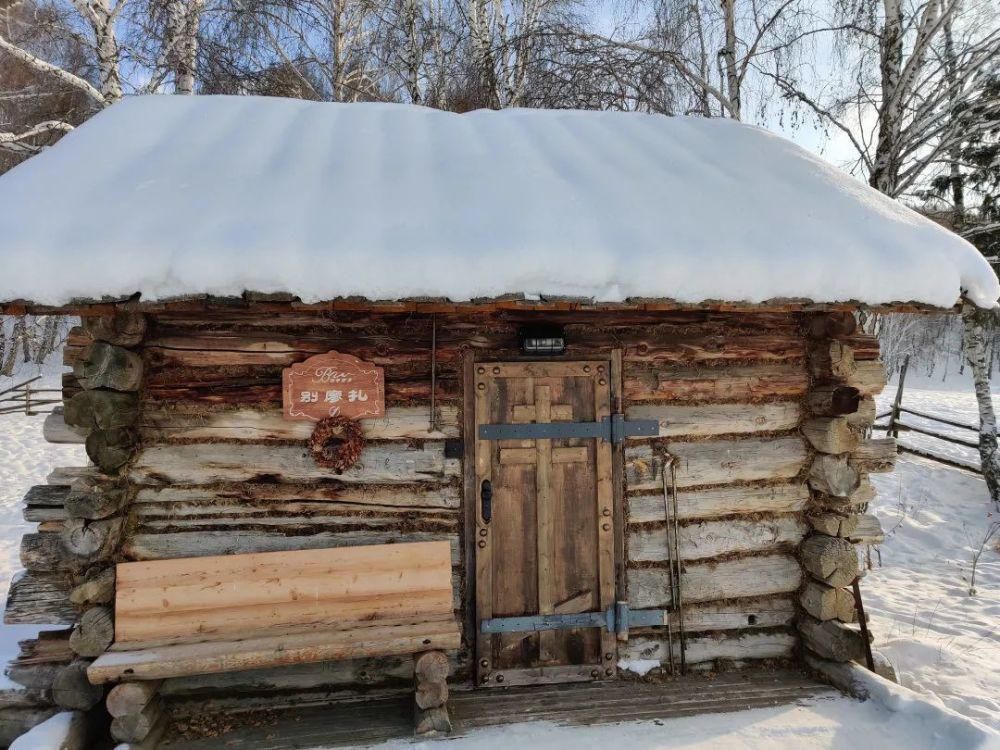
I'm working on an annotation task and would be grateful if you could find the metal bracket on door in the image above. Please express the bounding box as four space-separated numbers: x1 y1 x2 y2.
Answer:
478 414 658 444
480 602 668 636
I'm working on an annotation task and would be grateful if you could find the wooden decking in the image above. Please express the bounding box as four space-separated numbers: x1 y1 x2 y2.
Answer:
162 668 835 749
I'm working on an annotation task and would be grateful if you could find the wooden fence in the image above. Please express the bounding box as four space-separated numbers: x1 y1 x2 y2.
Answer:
876 356 982 473
0 376 61 416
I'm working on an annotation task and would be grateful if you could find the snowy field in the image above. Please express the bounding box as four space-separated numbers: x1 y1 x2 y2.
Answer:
0 362 82 691
0 363 998 748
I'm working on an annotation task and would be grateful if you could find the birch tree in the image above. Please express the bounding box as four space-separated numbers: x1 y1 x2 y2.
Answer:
963 302 1000 507
573 0 812 122
771 0 999 198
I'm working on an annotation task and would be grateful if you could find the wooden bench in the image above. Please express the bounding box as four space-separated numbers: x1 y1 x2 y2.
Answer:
87 541 461 746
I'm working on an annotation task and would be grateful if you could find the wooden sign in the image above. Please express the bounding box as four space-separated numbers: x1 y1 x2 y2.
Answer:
282 352 385 421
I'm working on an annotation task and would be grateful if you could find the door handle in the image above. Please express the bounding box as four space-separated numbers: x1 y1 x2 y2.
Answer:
481 480 493 523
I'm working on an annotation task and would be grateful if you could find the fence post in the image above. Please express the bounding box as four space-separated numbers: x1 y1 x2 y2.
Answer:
887 355 909 438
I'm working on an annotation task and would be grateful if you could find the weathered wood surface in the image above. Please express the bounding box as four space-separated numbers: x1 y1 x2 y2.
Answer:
807 513 860 538
800 581 856 622
131 443 461 485
623 363 808 403
64 479 128 520
628 483 809 523
806 312 857 339
846 396 877 428
799 617 867 662
847 514 885 545
632 597 796 634
140 405 460 442
4 631 74 694
624 402 801 438
626 437 808 491
808 455 860 498
621 631 796 666
114 542 455 646
63 390 138 432
159 653 427 698
414 704 452 736
850 439 897 473
815 476 875 511
89 619 463 683
69 606 114 657
123 530 461 565
51 661 103 710
75 342 143 391
61 517 124 561
810 341 856 380
110 698 164 743
69 567 116 607
805 385 860 419
628 515 807 562
0 707 61 748
801 418 860 454
849 360 887 396
43 410 87 445
800 535 859 588
83 310 147 347
627 553 802 607
4 573 76 625
107 681 163 718
85 427 138 472
22 485 69 523
20 533 70 572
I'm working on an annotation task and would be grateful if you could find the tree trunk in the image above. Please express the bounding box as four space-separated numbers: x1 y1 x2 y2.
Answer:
962 302 1000 508
720 0 741 120
870 0 904 195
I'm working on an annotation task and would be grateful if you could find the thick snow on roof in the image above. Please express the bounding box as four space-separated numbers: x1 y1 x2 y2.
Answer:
0 95 996 308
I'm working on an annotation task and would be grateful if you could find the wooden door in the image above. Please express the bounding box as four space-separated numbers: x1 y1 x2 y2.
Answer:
474 361 616 687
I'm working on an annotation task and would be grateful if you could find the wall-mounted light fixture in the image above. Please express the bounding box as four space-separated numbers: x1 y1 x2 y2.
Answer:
519 324 565 355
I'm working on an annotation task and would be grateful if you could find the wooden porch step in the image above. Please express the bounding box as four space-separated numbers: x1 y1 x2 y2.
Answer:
161 668 835 749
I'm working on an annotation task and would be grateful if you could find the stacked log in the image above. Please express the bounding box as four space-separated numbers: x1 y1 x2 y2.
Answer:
413 651 451 736
107 682 167 746
798 313 890 667
122 311 470 711
5 310 148 750
618 313 813 671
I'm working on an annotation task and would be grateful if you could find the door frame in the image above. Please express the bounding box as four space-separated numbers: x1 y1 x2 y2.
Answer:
461 350 626 688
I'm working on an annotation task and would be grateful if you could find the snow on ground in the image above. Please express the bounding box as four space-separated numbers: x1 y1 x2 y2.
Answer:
867 377 1000 732
371 695 997 750
0 359 83 689
0 96 997 309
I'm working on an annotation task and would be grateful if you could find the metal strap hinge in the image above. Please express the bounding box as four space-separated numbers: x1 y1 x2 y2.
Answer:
480 602 668 635
478 414 657 444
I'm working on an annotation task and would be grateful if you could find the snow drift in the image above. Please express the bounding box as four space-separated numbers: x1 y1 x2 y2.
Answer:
0 95 996 308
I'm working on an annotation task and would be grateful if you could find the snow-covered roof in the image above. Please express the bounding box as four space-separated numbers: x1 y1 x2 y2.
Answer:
0 95 996 309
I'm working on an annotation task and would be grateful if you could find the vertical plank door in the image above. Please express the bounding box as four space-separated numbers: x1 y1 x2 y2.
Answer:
474 361 616 687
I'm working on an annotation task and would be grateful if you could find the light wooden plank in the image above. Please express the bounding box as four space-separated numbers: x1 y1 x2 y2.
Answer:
114 542 454 646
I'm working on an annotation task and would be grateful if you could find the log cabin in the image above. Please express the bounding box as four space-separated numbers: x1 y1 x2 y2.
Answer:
0 96 997 748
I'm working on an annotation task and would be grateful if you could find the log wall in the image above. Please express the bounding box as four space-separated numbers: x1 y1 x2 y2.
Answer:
9 306 891 716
